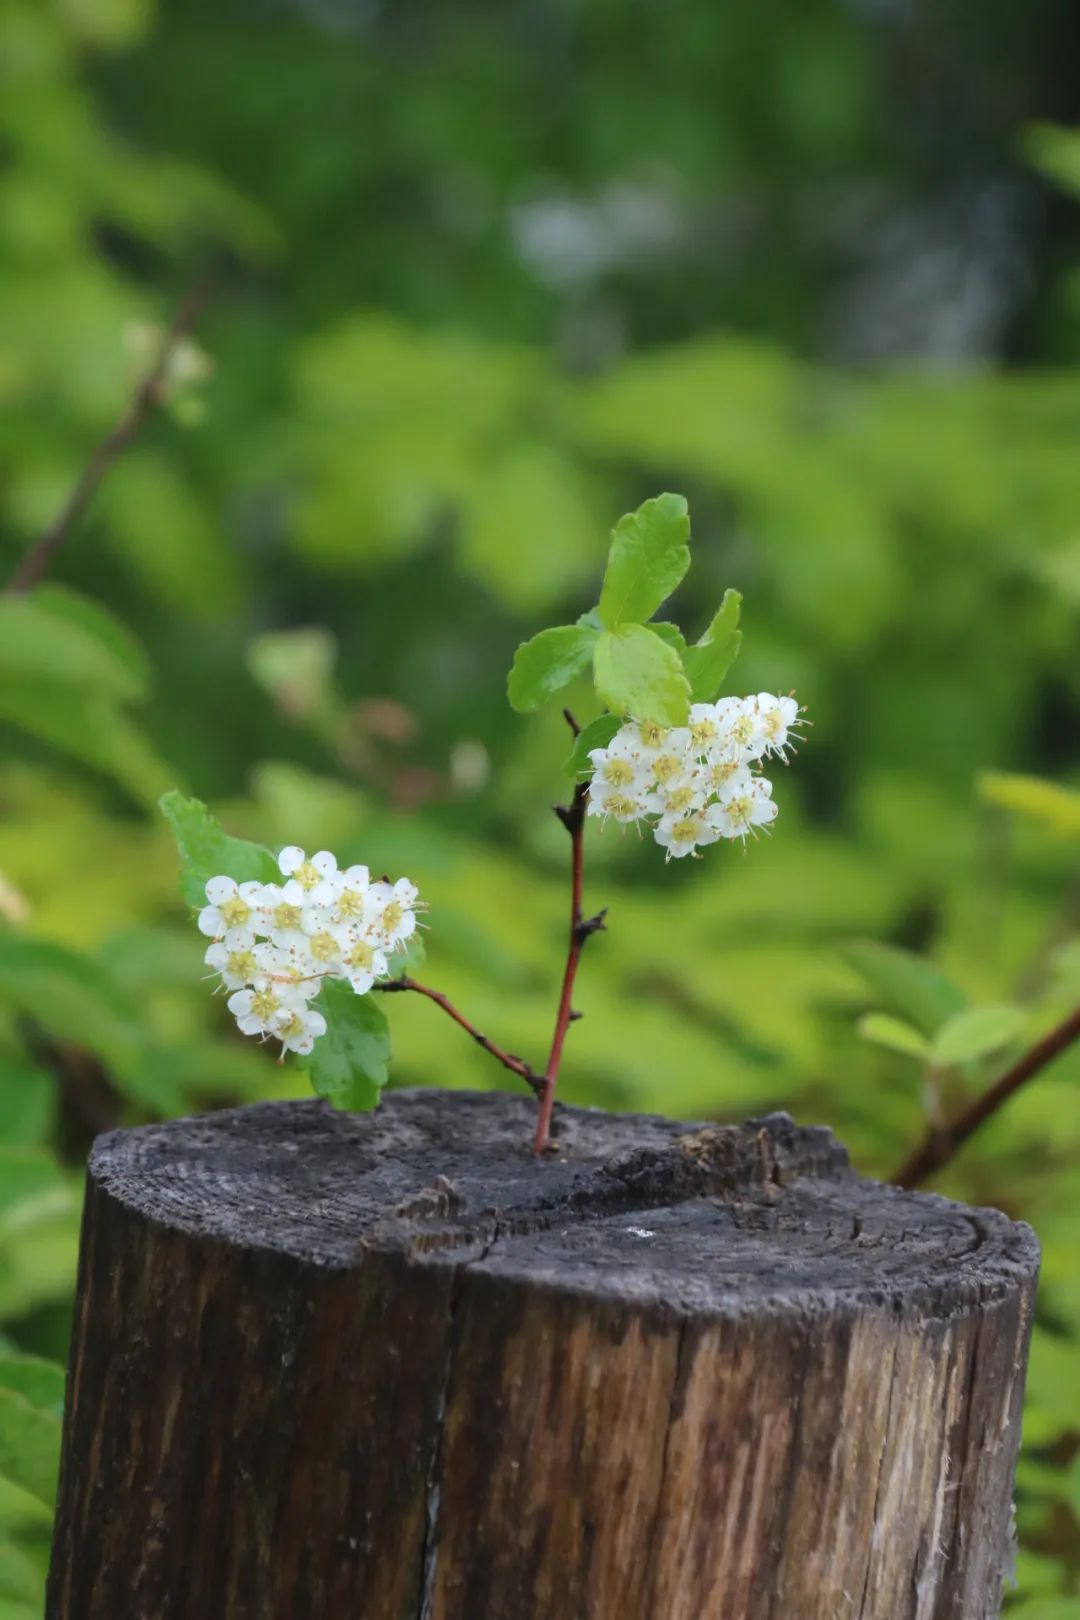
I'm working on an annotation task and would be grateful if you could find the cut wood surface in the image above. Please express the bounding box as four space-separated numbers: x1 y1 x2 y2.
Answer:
47 1090 1039 1620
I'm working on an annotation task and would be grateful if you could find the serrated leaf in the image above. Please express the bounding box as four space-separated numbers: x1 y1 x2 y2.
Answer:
506 624 597 714
593 624 690 726
650 622 688 656
597 493 690 629
0 1388 60 1509
931 1005 1027 1067
840 941 967 1038
857 1012 932 1062
302 979 390 1111
564 714 620 779
683 589 743 702
159 791 279 908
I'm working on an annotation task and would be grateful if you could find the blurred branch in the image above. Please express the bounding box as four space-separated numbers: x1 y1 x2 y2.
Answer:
892 1000 1080 1188
4 275 213 595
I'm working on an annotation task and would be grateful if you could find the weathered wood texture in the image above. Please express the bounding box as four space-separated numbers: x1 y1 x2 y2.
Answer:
47 1090 1038 1620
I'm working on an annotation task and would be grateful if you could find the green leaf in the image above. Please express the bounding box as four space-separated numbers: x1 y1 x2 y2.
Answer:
0 591 147 702
840 941 967 1038
931 1005 1027 1067
0 677 172 805
0 1360 64 1423
564 714 620 779
506 624 598 714
978 771 1080 838
856 1013 932 1062
650 622 688 657
683 589 743 702
593 624 690 726
0 1388 60 1509
302 980 391 1111
597 493 691 629
1022 121 1080 200
0 940 141 1073
159 791 279 909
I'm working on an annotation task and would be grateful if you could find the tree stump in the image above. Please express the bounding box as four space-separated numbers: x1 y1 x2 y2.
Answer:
47 1090 1038 1620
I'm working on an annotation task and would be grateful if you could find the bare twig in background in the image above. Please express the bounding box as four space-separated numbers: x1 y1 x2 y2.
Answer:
892 1000 1080 1187
4 275 212 595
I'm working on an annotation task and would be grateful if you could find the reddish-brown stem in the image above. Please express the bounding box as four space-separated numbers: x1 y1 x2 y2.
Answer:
533 740 606 1154
892 999 1080 1188
5 275 213 596
375 976 542 1095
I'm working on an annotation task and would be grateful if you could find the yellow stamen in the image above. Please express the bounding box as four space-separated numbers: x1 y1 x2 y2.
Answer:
671 817 700 844
226 949 257 980
273 902 302 930
347 940 374 971
277 1012 305 1040
603 794 638 819
602 759 635 788
294 860 322 890
653 754 682 784
336 889 365 918
251 988 279 1020
309 931 339 963
666 785 697 813
382 900 404 935
220 897 251 929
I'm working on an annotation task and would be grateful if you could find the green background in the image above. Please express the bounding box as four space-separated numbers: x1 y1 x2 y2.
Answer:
1 0 1080 1610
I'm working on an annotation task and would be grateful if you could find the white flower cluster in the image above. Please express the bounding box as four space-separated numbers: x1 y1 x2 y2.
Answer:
197 846 419 1055
587 693 803 859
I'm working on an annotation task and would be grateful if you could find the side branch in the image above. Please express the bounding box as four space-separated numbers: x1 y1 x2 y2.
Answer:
892 999 1080 1188
5 276 212 595
534 727 604 1154
375 977 542 1095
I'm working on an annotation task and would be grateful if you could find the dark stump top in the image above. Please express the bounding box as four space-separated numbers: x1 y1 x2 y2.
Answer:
88 1089 1039 1321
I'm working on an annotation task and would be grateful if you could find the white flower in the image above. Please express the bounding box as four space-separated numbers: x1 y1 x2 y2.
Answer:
644 728 691 787
328 864 371 924
251 882 306 941
586 783 658 825
708 776 778 840
589 741 649 795
751 693 803 760
653 806 723 859
653 766 708 821
339 932 390 995
203 929 261 991
227 983 308 1039
366 879 418 949
707 761 756 802
713 696 764 763
278 846 338 905
617 718 671 758
197 877 263 939
687 703 722 755
253 940 326 1000
271 1004 328 1057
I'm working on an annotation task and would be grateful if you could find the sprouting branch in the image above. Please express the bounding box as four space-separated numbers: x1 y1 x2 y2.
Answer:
5 275 213 596
892 999 1080 1188
375 976 542 1095
533 709 605 1155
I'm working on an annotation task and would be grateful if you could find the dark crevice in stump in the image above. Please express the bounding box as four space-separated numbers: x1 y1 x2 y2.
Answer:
47 1090 1039 1620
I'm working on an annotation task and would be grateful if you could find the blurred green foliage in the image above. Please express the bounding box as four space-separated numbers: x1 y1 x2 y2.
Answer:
2 0 1080 1609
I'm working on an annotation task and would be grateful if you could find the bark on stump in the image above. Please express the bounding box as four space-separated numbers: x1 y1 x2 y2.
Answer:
48 1090 1038 1620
